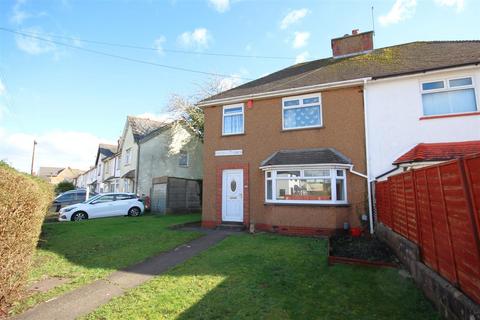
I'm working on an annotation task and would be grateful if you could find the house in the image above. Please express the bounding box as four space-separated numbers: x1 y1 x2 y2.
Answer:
198 30 480 235
102 153 121 192
73 172 87 189
136 120 203 213
197 31 375 235
93 144 117 193
85 166 97 193
118 116 170 193
38 166 84 184
363 41 480 180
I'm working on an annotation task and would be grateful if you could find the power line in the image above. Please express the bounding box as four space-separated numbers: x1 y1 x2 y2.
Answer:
0 26 295 60
0 27 255 80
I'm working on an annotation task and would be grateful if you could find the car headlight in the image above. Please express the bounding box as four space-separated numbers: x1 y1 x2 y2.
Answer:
64 207 76 212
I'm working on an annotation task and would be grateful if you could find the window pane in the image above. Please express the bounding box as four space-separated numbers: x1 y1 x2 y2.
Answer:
422 89 477 116
303 97 319 104
276 179 332 201
283 105 321 129
284 99 300 107
266 172 272 178
449 78 472 87
304 169 330 177
336 179 345 201
422 81 444 91
276 171 300 178
224 107 242 114
266 180 272 200
179 151 188 166
223 114 243 134
336 170 344 177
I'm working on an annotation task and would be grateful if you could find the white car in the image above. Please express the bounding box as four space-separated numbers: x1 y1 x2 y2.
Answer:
58 193 144 222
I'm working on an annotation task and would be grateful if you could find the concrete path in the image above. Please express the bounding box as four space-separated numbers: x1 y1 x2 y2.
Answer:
14 231 232 320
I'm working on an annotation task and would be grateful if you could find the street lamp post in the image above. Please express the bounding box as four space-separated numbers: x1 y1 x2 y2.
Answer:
30 140 37 175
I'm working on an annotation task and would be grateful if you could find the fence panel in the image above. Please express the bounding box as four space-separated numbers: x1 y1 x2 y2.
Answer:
375 155 480 304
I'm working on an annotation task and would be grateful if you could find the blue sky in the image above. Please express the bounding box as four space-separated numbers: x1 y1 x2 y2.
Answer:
0 0 478 172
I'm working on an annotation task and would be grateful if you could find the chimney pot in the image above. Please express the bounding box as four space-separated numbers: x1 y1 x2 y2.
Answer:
352 29 359 35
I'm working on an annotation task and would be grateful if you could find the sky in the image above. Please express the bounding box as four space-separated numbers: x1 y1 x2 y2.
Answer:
0 0 478 173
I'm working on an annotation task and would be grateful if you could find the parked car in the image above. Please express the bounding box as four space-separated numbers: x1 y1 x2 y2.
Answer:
52 189 97 212
58 193 144 222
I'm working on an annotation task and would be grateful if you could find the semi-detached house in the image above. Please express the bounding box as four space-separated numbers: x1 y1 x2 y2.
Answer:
198 30 480 235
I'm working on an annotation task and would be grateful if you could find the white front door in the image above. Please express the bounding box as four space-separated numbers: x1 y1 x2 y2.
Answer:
222 169 244 222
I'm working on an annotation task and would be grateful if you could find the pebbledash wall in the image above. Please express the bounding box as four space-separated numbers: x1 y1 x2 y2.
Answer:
202 86 368 235
365 66 480 179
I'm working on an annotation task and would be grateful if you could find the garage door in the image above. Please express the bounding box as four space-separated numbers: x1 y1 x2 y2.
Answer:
151 183 167 214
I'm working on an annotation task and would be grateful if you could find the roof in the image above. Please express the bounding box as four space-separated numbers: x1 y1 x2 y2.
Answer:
37 167 64 177
127 116 170 142
393 141 480 164
260 148 352 167
99 144 117 158
201 41 480 104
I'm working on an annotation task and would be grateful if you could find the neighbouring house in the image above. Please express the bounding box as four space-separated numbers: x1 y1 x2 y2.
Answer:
118 116 170 193
102 153 122 192
94 143 117 193
38 166 84 184
197 31 376 235
73 172 87 189
377 141 480 180
136 121 203 214
85 166 97 193
198 29 480 235
363 41 480 180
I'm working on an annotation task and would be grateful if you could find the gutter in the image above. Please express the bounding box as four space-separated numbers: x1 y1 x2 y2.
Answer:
135 142 140 195
197 77 371 108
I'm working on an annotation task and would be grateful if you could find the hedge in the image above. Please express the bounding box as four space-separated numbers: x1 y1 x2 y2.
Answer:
0 162 53 316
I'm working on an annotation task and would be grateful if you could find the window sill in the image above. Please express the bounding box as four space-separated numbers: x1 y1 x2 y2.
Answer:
419 111 480 120
281 125 324 132
222 133 245 137
264 202 350 207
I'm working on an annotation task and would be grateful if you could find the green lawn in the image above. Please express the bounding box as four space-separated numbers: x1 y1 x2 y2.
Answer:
85 233 440 320
12 213 202 315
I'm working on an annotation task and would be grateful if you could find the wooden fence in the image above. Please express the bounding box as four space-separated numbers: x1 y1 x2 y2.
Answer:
375 154 480 304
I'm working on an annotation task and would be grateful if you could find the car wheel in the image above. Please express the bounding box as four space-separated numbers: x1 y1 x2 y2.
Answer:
128 207 141 217
71 211 88 221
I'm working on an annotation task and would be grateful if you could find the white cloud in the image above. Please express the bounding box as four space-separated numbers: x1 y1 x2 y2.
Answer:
280 8 310 29
15 27 57 55
292 31 310 49
208 0 230 13
295 51 309 64
379 0 417 26
153 36 166 55
10 0 30 25
178 28 211 50
0 80 5 96
434 0 464 12
0 128 113 173
217 69 249 92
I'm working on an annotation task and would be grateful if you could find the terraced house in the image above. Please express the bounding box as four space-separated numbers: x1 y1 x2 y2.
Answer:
198 30 480 235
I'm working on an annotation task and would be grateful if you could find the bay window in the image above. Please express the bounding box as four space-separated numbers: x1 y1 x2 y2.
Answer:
421 76 477 116
265 168 347 204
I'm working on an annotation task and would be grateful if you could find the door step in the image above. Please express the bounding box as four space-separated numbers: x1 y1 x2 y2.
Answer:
216 223 246 232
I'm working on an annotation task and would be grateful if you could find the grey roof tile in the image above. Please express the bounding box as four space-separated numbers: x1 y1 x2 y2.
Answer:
260 148 352 167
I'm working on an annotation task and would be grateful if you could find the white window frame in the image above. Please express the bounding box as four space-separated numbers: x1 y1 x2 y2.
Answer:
264 166 347 205
420 76 478 117
222 103 244 136
125 148 132 165
179 150 189 167
282 93 323 131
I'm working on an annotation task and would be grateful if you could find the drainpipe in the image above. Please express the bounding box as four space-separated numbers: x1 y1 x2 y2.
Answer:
363 78 375 234
135 143 140 195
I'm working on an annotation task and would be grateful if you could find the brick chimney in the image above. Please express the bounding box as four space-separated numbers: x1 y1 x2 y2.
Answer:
331 30 374 58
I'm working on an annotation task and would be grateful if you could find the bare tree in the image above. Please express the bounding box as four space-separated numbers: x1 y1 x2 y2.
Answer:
168 76 238 141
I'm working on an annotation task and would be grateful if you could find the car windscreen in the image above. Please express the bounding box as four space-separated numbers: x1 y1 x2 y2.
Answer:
84 194 102 203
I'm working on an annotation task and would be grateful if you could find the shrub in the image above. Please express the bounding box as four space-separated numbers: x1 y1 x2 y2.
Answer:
54 181 75 194
0 162 53 316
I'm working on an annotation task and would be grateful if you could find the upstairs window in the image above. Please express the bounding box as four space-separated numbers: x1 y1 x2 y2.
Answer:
421 77 477 116
125 148 132 165
282 94 322 130
223 104 244 135
179 150 189 167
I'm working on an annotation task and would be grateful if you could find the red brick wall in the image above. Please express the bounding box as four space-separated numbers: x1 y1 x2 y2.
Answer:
331 31 373 57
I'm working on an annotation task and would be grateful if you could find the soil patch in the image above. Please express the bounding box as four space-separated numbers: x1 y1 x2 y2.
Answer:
330 234 398 263
28 277 69 293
